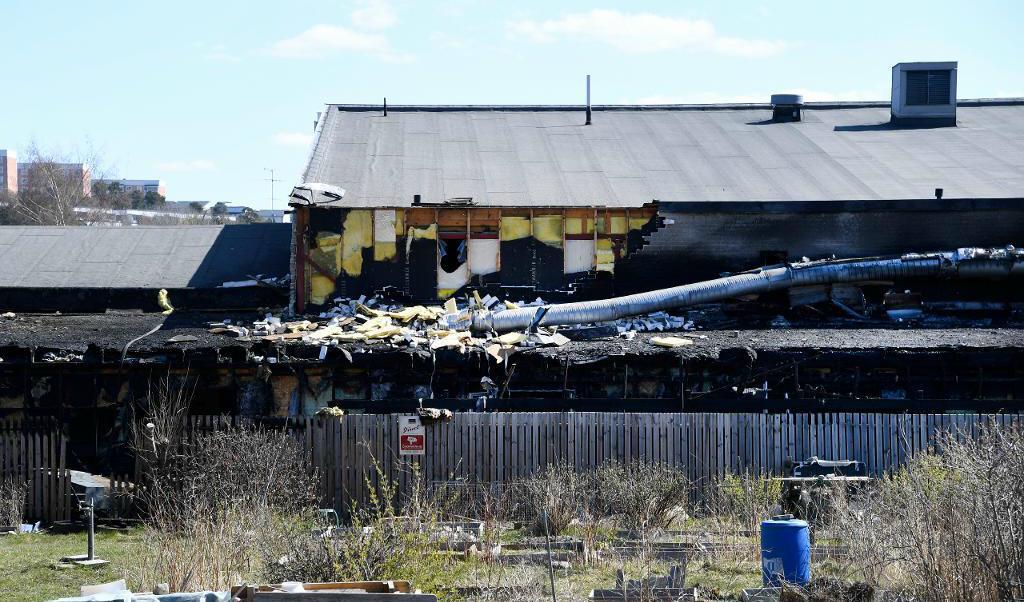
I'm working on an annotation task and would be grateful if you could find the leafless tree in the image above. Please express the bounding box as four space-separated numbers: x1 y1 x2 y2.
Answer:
4 142 104 225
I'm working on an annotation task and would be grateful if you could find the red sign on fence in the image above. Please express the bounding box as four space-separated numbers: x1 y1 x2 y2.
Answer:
399 416 425 455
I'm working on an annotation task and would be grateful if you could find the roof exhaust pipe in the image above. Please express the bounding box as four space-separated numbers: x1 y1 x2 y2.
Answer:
466 246 1023 333
585 74 592 126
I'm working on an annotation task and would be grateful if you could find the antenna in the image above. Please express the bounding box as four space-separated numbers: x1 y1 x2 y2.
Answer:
585 74 592 125
264 168 281 216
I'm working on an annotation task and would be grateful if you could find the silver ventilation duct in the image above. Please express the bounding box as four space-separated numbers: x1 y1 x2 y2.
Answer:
468 246 1023 333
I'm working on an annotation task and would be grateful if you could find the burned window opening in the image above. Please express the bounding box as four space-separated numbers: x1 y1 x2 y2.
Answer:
439 237 467 274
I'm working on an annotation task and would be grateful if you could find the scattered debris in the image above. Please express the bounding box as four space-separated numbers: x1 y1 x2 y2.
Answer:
40 351 84 363
1 311 15 319
220 274 290 289
166 334 199 344
650 336 696 348
315 406 345 418
207 294 698 365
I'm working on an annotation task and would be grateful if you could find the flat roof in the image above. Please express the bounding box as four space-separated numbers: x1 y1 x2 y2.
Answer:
0 224 290 289
299 99 1024 208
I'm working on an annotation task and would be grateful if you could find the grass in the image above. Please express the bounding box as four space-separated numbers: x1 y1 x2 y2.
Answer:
0 529 142 602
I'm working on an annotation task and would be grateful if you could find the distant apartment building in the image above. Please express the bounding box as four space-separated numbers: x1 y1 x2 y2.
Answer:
17 161 91 196
0 149 16 193
94 178 166 198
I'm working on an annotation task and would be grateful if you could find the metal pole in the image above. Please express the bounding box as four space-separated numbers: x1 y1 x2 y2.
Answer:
86 500 95 561
543 510 557 602
585 75 592 125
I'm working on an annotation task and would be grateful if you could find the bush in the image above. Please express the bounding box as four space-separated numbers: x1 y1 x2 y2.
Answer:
838 425 1024 601
0 478 27 526
594 460 690 537
265 464 464 599
705 471 781 533
516 462 594 536
128 427 319 592
127 379 320 593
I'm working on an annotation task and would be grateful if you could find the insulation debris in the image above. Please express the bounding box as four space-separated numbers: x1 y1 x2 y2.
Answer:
207 293 697 363
650 336 695 348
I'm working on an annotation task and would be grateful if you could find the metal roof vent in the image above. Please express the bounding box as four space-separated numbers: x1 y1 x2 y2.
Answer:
770 94 803 122
891 61 957 126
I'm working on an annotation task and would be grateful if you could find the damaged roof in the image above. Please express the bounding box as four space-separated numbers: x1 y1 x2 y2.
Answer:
3 311 1023 363
0 224 291 289
300 100 1024 208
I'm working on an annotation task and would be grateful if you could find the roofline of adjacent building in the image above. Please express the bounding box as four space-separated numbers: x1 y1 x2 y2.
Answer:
328 98 1024 112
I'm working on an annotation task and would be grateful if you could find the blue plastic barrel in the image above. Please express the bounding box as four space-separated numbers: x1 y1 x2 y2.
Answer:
760 518 811 586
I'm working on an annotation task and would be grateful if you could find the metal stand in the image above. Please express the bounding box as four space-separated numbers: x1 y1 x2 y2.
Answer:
61 499 108 567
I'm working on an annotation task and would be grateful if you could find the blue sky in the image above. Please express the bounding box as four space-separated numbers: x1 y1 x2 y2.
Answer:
1 0 1021 208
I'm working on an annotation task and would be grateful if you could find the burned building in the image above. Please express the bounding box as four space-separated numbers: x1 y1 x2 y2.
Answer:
3 65 1024 479
289 65 1024 312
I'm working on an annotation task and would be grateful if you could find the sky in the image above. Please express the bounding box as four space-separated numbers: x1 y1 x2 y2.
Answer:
1 0 1022 209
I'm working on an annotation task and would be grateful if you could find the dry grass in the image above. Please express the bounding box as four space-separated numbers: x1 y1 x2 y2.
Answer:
1 477 27 527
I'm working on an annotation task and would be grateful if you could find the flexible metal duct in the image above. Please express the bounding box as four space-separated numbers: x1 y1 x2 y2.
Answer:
470 246 1023 333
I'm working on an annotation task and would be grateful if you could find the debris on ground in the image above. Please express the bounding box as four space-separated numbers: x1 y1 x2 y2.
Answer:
219 273 291 289
207 294 697 362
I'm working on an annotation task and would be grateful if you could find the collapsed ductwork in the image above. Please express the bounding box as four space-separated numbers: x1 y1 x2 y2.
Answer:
468 246 1024 333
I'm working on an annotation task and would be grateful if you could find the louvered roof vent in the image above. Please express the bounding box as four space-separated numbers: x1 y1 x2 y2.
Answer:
891 61 957 126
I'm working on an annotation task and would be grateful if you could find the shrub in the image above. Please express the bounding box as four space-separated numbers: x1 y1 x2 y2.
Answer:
594 460 690 538
838 425 1024 601
0 477 27 526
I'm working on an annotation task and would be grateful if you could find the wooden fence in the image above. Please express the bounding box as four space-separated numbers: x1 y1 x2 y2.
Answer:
289 412 1024 513
0 420 72 523
3 412 1022 522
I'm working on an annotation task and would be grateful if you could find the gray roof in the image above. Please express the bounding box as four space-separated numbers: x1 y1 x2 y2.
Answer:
0 224 291 288
299 100 1024 207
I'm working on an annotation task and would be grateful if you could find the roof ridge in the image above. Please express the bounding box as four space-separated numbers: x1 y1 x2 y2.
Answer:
329 98 1024 112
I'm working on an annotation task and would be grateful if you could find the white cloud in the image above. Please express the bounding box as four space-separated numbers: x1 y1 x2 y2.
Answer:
507 10 785 58
272 131 314 148
351 0 397 30
429 31 468 49
205 44 242 63
269 24 413 62
156 160 216 173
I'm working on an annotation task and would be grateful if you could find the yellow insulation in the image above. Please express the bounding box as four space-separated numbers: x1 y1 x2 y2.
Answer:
629 216 651 230
596 239 615 273
340 210 373 276
310 274 335 305
532 215 563 247
500 216 531 241
374 242 397 262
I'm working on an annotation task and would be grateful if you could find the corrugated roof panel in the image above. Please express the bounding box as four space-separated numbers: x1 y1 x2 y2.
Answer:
521 161 570 203
471 117 515 152
588 138 644 178
403 133 441 170
401 168 444 203
547 134 601 173
305 103 1024 206
440 140 485 181
480 151 528 193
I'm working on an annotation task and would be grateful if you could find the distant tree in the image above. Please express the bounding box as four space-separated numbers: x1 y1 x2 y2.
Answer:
8 143 95 225
0 189 30 225
143 190 166 207
210 202 228 216
188 201 205 213
238 208 265 223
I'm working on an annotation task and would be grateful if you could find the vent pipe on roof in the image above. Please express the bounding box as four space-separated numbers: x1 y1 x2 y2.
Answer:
771 94 803 122
383 97 388 117
585 74 592 125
